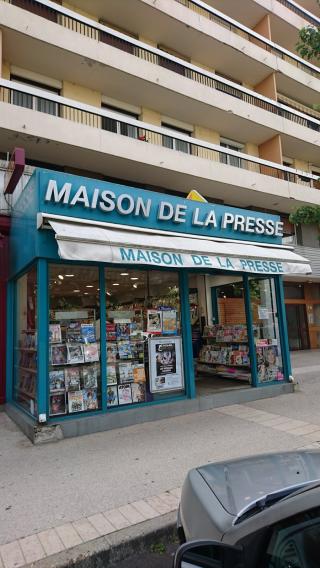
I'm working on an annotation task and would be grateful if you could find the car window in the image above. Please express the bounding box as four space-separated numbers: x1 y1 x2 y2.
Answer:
264 508 320 568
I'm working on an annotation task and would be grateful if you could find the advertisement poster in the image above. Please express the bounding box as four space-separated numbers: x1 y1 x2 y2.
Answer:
147 310 162 334
149 336 184 393
162 310 177 335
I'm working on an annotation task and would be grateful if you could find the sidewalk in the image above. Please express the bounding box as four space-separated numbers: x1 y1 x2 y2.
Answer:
1 350 320 567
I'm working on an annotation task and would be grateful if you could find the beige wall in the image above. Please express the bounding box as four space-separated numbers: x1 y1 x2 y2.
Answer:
259 134 283 164
192 125 219 161
252 14 272 40
139 108 161 144
245 142 260 172
255 73 277 100
61 81 101 127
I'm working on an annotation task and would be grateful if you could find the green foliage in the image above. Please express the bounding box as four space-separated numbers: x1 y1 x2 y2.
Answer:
150 542 166 554
289 206 320 226
297 25 320 60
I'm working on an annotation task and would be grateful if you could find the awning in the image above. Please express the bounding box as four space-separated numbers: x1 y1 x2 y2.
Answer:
48 220 311 276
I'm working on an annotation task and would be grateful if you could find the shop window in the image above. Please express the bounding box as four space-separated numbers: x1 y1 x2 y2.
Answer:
105 268 184 407
14 266 38 416
10 75 60 116
101 104 138 139
162 123 191 154
48 265 101 416
249 277 284 383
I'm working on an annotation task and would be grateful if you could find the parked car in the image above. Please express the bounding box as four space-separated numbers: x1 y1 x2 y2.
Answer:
173 450 320 567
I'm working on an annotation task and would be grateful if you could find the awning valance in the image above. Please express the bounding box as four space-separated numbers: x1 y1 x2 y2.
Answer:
48 220 311 276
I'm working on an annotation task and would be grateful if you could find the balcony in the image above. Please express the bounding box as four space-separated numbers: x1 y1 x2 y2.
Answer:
0 78 320 213
1 0 320 163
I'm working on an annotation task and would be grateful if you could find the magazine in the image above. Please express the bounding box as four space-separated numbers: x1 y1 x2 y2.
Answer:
131 382 146 403
68 321 81 333
64 367 81 391
67 344 85 365
147 310 162 333
107 364 117 385
116 323 130 340
66 330 82 343
49 392 66 416
118 383 133 405
49 324 62 344
162 310 177 335
107 385 118 407
130 341 144 362
49 369 65 392
81 323 96 344
83 388 98 410
51 344 68 366
107 343 118 362
106 323 116 341
118 341 132 360
82 365 98 388
133 364 146 383
119 362 134 383
68 390 84 413
83 343 99 363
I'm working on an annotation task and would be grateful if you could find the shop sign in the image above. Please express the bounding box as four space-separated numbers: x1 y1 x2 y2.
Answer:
149 336 184 393
41 172 283 244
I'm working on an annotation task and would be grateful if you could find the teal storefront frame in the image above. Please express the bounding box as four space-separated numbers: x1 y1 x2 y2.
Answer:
6 169 296 427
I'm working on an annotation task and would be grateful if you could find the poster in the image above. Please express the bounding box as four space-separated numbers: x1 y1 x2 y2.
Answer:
162 310 177 335
147 310 162 334
149 336 184 393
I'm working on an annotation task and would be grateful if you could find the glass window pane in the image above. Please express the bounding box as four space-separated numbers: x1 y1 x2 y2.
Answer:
105 268 183 407
14 266 38 416
120 123 138 139
48 265 101 416
163 135 174 149
249 277 285 383
36 97 59 116
175 139 190 154
12 91 33 109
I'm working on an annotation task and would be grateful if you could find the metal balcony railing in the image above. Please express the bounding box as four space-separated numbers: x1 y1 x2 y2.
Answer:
1 78 319 191
276 0 320 27
175 0 320 80
3 0 320 135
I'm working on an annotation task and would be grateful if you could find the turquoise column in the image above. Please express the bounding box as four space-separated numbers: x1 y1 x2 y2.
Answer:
6 280 14 403
275 276 292 379
243 274 258 388
180 271 195 399
37 259 48 418
99 266 107 412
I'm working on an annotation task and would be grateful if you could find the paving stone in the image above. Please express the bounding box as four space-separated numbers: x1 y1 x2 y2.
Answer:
55 523 82 549
118 504 145 525
289 424 320 436
19 534 46 564
273 420 307 432
103 509 130 530
131 500 159 520
301 431 320 443
38 529 65 556
216 405 245 415
72 519 99 542
158 491 179 510
0 541 25 568
145 495 172 515
87 513 115 536
170 487 182 500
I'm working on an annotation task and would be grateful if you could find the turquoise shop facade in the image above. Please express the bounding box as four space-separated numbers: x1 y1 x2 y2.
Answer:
6 169 307 440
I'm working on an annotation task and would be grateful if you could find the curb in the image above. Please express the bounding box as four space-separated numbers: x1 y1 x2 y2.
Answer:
28 512 177 567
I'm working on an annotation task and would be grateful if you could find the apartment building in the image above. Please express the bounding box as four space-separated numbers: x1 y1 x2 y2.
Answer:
0 0 319 437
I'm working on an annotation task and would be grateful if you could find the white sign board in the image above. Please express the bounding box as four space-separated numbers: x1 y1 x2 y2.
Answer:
149 336 184 394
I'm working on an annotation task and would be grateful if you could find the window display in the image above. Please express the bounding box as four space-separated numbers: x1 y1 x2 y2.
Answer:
105 268 184 407
48 266 101 416
14 266 38 416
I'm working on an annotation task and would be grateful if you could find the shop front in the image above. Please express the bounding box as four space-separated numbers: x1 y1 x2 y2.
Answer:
6 170 311 440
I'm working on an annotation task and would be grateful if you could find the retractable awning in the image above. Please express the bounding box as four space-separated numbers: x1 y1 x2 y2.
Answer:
47 219 311 276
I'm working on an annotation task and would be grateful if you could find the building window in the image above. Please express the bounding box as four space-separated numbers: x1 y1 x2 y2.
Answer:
101 104 138 139
220 139 243 168
161 123 191 154
284 283 305 300
10 75 60 116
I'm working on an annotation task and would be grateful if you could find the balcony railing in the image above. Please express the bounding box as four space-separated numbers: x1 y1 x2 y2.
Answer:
1 78 319 192
175 0 320 80
276 0 320 27
3 0 320 135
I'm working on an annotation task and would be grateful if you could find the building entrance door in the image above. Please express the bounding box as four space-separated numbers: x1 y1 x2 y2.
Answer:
286 304 310 350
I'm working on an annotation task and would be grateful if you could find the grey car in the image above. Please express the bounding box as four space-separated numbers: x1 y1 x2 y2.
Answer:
175 450 320 567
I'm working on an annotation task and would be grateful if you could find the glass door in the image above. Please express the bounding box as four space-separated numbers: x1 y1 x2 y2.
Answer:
286 304 309 350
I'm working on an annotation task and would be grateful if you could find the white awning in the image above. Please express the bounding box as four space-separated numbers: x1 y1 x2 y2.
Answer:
48 219 311 276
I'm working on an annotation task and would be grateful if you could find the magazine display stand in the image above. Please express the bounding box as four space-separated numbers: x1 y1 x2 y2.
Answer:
15 329 37 415
49 309 100 416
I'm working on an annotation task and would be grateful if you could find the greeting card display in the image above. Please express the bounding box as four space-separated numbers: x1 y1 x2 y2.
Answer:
67 344 85 364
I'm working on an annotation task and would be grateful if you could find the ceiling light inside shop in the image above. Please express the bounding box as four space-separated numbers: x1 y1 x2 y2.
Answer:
58 274 64 280
133 284 138 289
121 273 129 276
84 292 89 295
130 277 139 281
65 274 74 277
113 283 120 286
86 285 94 288
73 289 80 292
106 291 112 296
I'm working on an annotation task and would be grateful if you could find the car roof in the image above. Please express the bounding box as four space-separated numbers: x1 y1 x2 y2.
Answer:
197 450 320 517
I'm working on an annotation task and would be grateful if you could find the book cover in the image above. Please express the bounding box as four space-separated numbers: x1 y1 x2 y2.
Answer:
83 343 99 363
49 369 65 392
107 385 118 407
67 344 85 365
133 364 146 383
83 388 98 410
107 364 117 385
82 365 98 388
50 392 66 416
116 323 130 340
118 383 133 405
64 367 81 391
49 324 62 344
107 343 118 362
118 341 132 360
118 362 134 383
68 390 84 413
51 344 68 366
147 310 162 334
131 382 146 403
81 323 96 344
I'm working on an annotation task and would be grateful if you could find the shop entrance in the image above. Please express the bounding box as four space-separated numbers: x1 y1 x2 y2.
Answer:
286 304 310 351
189 273 285 395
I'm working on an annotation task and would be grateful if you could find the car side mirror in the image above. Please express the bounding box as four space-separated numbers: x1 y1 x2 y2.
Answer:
173 539 244 568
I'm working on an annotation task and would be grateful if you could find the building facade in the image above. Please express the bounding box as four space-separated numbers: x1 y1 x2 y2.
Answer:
0 0 319 436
